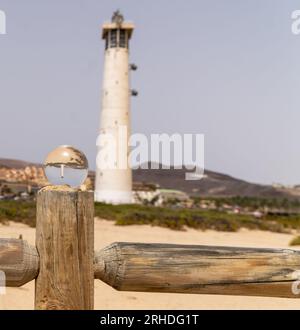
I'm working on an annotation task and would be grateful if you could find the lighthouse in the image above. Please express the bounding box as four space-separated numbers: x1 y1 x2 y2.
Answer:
95 11 136 204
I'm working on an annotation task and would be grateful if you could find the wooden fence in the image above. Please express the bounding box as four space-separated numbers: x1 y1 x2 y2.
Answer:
1 186 300 309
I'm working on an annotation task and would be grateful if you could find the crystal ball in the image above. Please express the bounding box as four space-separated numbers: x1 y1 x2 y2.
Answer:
44 145 89 188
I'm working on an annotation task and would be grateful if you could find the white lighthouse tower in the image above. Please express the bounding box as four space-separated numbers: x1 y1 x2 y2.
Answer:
95 11 136 204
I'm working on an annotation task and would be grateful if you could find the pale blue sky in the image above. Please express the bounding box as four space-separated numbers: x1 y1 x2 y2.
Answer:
0 0 300 185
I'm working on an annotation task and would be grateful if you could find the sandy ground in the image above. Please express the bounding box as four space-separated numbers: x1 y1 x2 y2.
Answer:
1 219 300 310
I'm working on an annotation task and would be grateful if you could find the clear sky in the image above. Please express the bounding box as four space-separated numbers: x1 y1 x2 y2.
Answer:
0 0 300 185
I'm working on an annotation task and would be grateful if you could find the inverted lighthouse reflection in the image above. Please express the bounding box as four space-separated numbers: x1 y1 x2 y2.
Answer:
44 145 88 188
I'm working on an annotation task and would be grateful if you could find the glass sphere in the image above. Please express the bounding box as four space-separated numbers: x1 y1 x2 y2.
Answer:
44 145 88 188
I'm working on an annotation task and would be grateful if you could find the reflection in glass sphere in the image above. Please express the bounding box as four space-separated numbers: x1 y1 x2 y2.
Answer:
44 145 88 188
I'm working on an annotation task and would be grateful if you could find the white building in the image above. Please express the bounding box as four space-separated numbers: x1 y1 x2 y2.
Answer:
95 11 136 204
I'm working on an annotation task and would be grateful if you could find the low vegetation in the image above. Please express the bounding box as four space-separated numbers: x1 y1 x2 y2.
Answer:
192 196 300 210
0 201 36 227
94 202 299 233
289 236 300 246
1 199 300 233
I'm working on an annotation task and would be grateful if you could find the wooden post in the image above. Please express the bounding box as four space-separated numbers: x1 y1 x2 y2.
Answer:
95 242 300 299
35 186 94 310
0 239 39 287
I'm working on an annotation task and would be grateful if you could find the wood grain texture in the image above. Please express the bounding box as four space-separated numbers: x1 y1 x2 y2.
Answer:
0 238 39 287
35 186 94 310
94 242 300 298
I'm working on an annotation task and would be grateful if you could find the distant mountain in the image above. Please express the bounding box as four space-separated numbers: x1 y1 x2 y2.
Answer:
133 164 297 199
0 158 41 169
0 158 297 199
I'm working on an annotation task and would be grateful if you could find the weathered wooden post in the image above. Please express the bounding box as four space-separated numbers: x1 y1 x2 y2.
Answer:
35 186 94 310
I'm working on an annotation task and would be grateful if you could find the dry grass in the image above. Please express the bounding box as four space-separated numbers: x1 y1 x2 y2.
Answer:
289 236 300 246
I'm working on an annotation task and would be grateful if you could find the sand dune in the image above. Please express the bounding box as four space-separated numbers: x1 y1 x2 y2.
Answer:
0 219 300 310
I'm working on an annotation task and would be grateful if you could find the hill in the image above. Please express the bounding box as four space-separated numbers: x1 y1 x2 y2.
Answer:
0 158 297 199
0 158 41 169
133 165 297 199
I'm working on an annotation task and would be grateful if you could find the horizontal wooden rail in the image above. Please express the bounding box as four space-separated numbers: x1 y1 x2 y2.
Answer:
94 242 300 298
2 238 300 299
0 238 39 287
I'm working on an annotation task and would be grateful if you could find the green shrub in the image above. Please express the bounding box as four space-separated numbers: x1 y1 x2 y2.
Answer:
290 236 300 246
0 201 36 227
0 200 299 233
94 202 290 233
